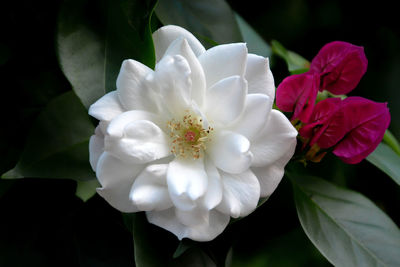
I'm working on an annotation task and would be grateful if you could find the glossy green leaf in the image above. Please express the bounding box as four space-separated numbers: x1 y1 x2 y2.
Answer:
104 0 157 90
231 228 330 267
383 130 400 156
225 247 233 267
171 246 217 267
57 0 156 109
57 0 107 109
271 40 310 74
367 142 400 186
1 91 95 181
76 179 100 202
289 173 400 267
155 0 242 47
130 213 175 266
173 239 195 259
235 13 271 57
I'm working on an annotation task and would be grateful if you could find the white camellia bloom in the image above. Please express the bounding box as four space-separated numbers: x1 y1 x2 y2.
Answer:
89 25 297 241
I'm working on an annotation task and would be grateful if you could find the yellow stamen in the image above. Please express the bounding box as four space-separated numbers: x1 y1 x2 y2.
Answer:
167 111 212 159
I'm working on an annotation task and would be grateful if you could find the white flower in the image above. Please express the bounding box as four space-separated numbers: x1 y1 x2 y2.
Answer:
89 25 297 241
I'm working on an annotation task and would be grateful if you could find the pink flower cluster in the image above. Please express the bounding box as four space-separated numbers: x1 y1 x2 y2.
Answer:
276 41 390 164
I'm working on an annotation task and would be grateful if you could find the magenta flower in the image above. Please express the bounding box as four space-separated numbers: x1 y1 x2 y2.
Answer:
276 41 389 164
310 41 368 95
276 41 368 123
299 97 345 148
276 73 319 122
300 97 390 164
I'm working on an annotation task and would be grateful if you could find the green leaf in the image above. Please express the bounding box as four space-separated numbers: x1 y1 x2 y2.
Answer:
271 40 310 74
132 213 164 267
367 142 400 186
235 13 271 57
57 0 156 109
288 172 400 267
383 130 400 156
225 247 233 267
104 0 157 91
155 0 242 47
131 212 175 266
171 246 217 267
75 179 100 202
57 0 107 109
231 228 330 267
173 239 196 259
2 91 95 181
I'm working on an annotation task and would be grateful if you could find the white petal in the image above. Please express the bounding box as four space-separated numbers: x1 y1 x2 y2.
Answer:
245 54 275 101
252 139 296 198
201 157 223 210
106 110 163 138
191 102 210 130
167 158 208 211
207 130 253 174
163 38 206 107
205 76 247 126
175 207 209 226
116 59 160 113
89 126 104 171
98 121 109 135
129 164 173 211
251 110 298 167
88 91 125 121
217 169 260 218
96 152 144 212
198 43 248 88
146 208 230 241
105 120 171 164
152 25 206 62
228 94 273 141
151 55 192 117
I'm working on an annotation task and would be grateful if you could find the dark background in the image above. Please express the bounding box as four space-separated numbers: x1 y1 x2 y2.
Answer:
0 0 399 266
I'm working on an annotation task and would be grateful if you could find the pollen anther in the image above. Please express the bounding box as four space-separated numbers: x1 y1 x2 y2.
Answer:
167 111 212 159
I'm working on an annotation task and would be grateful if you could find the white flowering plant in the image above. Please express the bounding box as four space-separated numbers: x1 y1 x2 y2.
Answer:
1 0 399 266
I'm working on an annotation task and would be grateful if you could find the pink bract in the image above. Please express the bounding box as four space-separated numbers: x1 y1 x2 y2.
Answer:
300 97 390 164
276 73 319 122
299 97 345 148
332 97 390 164
310 41 368 95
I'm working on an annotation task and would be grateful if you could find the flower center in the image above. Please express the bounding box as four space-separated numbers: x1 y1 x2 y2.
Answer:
167 111 213 159
184 130 197 142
